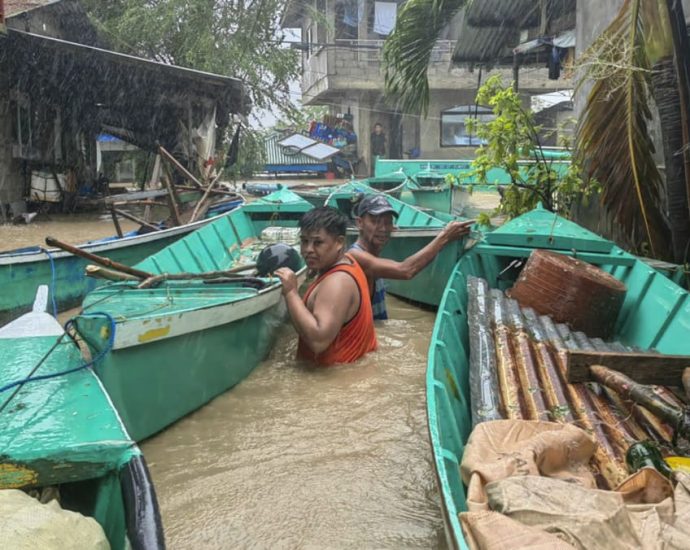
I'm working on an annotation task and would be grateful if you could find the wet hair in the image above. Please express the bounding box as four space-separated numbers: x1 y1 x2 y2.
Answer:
299 206 348 238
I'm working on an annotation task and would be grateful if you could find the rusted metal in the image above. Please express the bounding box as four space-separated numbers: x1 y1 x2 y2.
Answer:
467 276 681 489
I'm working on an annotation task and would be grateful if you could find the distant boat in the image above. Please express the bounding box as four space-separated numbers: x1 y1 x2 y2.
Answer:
72 189 311 441
427 205 690 549
0 196 244 324
0 286 164 550
242 182 284 196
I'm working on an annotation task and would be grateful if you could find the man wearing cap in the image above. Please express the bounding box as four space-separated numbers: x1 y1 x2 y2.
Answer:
349 194 472 320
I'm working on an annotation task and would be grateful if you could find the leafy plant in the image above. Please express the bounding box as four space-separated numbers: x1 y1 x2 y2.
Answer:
465 75 599 225
82 0 301 119
382 0 468 115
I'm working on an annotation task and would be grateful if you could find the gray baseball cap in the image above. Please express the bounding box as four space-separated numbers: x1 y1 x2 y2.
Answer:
356 194 399 217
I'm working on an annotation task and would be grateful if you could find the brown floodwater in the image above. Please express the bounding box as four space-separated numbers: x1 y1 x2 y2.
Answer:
1 208 464 549
1 213 139 251
141 297 447 550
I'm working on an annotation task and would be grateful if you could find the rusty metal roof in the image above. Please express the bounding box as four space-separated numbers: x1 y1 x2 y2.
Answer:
467 275 684 490
5 0 60 18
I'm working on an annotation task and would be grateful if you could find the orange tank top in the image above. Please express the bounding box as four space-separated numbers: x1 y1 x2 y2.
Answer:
297 254 377 366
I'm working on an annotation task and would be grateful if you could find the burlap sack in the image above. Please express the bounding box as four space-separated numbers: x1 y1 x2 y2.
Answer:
460 420 597 511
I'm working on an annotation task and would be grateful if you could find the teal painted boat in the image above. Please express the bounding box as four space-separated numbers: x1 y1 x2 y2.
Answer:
365 170 408 199
404 169 468 216
0 196 244 325
73 189 310 441
427 205 690 548
0 287 163 549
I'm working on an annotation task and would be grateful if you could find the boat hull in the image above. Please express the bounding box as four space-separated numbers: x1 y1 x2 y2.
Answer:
0 298 164 550
77 286 291 441
0 214 230 324
427 207 690 549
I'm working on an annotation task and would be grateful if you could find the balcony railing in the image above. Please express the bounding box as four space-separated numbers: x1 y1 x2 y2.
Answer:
302 39 456 95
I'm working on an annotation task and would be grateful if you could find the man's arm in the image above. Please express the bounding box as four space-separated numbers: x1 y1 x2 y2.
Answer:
274 269 358 354
350 220 473 281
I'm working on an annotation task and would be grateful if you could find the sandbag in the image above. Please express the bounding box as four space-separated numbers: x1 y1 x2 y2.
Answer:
0 489 109 550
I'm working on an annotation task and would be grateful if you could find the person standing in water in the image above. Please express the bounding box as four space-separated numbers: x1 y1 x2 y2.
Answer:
274 207 377 366
349 194 473 320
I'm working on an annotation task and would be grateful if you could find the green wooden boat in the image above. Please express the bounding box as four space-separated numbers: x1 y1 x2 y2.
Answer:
365 170 408 198
0 194 244 325
0 287 163 549
404 169 468 216
427 205 690 548
72 189 311 441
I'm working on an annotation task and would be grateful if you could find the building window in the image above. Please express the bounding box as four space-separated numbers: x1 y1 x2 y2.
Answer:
440 105 493 147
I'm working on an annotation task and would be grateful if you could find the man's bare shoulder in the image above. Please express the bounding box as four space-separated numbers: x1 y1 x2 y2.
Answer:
313 269 358 296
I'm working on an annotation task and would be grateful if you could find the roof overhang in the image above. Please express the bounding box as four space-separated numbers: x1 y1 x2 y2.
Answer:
4 29 251 150
452 0 576 67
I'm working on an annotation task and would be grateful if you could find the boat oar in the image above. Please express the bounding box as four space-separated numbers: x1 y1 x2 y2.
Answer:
46 236 153 280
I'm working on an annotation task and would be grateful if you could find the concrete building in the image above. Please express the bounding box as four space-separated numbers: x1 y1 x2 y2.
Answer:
282 0 574 174
0 0 248 217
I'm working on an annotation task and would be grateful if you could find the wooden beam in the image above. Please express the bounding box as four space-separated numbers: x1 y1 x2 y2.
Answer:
110 207 124 238
158 145 204 188
566 349 690 385
112 208 161 232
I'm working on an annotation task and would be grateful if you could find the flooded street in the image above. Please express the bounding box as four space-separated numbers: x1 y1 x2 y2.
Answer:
1 213 138 251
142 297 446 549
2 209 458 549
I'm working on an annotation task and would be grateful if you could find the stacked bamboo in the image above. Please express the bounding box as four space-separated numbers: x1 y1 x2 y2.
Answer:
467 276 684 489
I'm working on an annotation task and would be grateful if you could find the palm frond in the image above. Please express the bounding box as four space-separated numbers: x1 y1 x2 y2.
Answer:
576 0 671 258
382 0 467 115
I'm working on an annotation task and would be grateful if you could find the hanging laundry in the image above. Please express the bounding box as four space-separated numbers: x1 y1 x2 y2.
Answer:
342 0 362 28
373 1 397 35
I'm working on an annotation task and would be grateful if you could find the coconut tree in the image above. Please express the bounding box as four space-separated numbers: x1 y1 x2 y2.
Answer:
577 0 690 261
382 0 467 116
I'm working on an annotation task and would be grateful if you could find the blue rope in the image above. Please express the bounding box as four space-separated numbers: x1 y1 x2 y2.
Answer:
42 247 59 318
0 312 116 395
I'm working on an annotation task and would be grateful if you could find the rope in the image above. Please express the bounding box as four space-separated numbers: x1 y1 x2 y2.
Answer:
41 247 59 318
0 312 117 402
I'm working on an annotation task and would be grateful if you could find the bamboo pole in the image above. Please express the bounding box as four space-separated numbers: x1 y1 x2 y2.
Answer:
86 265 139 282
137 263 257 288
590 365 690 441
45 236 153 279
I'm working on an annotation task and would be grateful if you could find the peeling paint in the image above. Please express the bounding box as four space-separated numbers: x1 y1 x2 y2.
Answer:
137 325 171 343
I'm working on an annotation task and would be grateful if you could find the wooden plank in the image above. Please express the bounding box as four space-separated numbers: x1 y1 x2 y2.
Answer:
105 189 168 205
566 349 690 385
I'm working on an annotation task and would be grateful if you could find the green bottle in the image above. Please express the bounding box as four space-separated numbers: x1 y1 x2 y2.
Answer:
625 441 673 478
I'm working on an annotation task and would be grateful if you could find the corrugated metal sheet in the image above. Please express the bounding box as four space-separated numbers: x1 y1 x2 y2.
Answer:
264 133 326 167
467 276 684 489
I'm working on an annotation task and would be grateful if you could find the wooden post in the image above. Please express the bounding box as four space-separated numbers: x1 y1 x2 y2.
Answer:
161 165 182 226
110 207 124 238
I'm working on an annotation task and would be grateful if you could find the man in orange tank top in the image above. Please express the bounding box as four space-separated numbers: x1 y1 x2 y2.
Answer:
274 207 377 366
